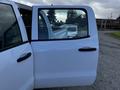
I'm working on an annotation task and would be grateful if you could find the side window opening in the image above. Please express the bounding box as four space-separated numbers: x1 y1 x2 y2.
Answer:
19 8 32 41
38 9 89 40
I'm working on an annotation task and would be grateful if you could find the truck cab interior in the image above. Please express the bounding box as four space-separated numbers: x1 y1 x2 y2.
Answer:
17 3 32 41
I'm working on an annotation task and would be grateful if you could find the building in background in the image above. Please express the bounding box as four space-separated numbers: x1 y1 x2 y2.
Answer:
96 16 120 30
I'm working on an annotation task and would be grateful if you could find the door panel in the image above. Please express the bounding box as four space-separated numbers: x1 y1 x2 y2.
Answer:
0 43 33 90
11 43 34 90
32 38 98 88
32 6 99 88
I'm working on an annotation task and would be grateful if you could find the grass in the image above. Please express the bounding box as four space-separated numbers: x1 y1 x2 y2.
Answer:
110 32 120 39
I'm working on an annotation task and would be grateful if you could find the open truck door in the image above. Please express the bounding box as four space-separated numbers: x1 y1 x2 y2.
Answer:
0 1 33 90
32 5 99 88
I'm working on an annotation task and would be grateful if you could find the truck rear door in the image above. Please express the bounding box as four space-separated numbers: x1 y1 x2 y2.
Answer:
0 1 33 90
32 5 99 88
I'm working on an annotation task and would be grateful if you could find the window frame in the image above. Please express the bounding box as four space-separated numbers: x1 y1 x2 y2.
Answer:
37 8 90 41
0 3 24 52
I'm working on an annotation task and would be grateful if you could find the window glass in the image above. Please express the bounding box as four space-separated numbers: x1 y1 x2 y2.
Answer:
0 4 22 51
38 9 88 40
38 12 48 39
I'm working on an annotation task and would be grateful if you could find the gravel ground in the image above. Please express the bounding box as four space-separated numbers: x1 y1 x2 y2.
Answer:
36 31 120 90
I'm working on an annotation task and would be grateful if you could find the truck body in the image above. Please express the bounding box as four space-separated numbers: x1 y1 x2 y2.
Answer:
0 1 99 90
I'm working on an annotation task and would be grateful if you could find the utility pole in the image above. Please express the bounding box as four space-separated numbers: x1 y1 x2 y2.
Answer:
110 13 113 29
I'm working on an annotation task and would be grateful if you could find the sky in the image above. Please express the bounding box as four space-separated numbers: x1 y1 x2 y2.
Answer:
12 0 120 19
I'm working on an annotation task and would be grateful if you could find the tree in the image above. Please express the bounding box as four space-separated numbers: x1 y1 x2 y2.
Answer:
66 10 77 24
117 15 120 20
47 9 56 24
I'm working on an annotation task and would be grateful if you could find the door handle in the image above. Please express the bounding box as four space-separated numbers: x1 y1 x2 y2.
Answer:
78 47 97 52
17 52 32 63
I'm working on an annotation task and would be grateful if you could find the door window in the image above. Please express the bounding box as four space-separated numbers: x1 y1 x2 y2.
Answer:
38 9 89 40
0 4 22 51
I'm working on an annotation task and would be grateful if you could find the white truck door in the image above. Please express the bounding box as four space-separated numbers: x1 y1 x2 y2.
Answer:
32 6 99 88
0 1 33 90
